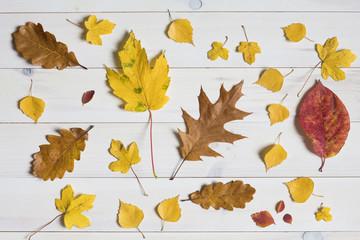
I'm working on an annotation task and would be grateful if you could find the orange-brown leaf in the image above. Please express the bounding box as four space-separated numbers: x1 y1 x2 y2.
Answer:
251 211 275 228
32 126 93 180
179 81 250 161
189 180 256 211
276 200 285 213
13 22 84 70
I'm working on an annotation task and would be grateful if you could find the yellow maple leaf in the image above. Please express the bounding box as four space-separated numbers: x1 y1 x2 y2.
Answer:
267 104 289 125
109 140 141 174
285 177 314 203
315 206 332 222
118 201 145 238
84 15 115 45
316 37 356 81
264 144 287 171
282 23 306 42
237 41 261 65
208 41 229 61
55 185 96 230
157 195 181 231
167 19 194 45
19 80 45 123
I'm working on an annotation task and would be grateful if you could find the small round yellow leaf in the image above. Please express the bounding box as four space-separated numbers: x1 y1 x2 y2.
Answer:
254 68 284 92
285 177 314 203
267 104 290 125
19 95 45 123
264 144 287 171
282 23 306 42
118 201 144 229
157 195 181 222
167 19 194 45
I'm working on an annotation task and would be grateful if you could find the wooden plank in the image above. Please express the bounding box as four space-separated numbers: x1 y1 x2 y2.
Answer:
1 12 360 69
0 177 359 231
1 0 360 12
1 68 359 123
0 122 358 178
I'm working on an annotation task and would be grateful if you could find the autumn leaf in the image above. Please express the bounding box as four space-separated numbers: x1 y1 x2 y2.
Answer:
263 133 287 171
315 205 332 222
13 22 86 70
285 177 314 203
171 81 250 179
118 201 145 238
108 139 148 196
82 90 95 105
237 25 261 65
189 180 256 210
55 185 96 229
19 80 45 123
267 103 289 125
166 10 194 45
84 15 115 45
251 211 275 228
157 195 181 231
32 125 94 181
282 23 307 42
105 31 170 178
299 81 350 171
276 200 285 213
316 37 356 81
254 69 293 92
283 213 293 224
208 37 229 61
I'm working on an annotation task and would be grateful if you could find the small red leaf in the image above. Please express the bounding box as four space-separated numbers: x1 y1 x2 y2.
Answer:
276 200 285 213
299 81 350 171
283 213 292 224
251 211 275 228
82 90 95 105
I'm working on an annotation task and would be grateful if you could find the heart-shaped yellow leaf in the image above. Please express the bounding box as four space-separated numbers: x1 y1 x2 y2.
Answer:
267 104 289 125
285 177 314 203
254 68 284 92
118 201 145 238
157 195 181 230
264 144 287 171
282 23 306 42
167 19 194 45
19 96 45 123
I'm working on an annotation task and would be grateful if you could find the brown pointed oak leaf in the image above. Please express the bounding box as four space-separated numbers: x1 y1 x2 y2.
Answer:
189 180 256 210
13 22 86 70
32 126 94 181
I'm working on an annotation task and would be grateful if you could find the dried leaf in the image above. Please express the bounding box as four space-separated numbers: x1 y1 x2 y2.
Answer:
157 195 181 230
189 180 256 210
13 22 84 70
251 211 275 228
109 140 141 174
84 15 115 45
82 90 95 105
32 126 93 180
264 144 287 171
315 206 332 222
276 200 285 213
285 177 314 203
316 37 356 80
283 213 293 224
55 185 95 230
167 19 194 45
19 96 45 123
118 201 145 238
207 41 229 61
299 81 350 171
237 41 261 65
282 23 306 42
254 68 284 92
267 104 289 125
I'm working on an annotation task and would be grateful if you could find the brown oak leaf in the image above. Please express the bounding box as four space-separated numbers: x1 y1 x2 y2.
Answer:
13 22 86 70
189 180 256 210
32 126 93 180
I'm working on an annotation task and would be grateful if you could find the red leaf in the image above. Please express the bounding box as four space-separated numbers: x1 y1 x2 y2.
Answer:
299 81 350 171
276 200 285 213
251 211 275 228
283 213 292 224
82 90 95 105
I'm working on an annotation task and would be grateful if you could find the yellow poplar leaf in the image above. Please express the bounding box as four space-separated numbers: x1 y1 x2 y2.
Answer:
264 144 287 171
157 195 181 230
237 41 261 65
285 177 314 203
106 31 170 112
254 68 284 92
207 42 229 61
267 104 290 125
118 201 144 229
108 140 141 174
167 19 194 45
316 37 356 81
19 96 45 123
84 15 115 45
55 185 96 230
315 206 332 222
282 23 306 42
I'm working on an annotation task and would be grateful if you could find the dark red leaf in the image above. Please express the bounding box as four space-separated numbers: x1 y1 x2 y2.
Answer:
82 90 95 105
283 213 292 224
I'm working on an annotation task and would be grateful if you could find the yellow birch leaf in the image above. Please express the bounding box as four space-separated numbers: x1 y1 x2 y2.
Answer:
315 206 332 222
157 195 181 230
167 19 194 45
84 15 115 45
237 41 261 65
267 104 289 125
207 42 229 61
254 68 284 92
264 144 287 171
285 177 314 203
118 201 145 238
108 140 141 174
316 37 356 81
19 96 45 123
282 23 306 42
55 185 96 230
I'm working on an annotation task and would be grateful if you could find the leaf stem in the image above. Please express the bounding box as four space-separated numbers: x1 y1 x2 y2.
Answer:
280 93 288 105
241 25 249 43
223 36 229 47
283 69 294 78
170 159 185 180
180 198 191 202
161 219 165 231
312 193 324 198
29 79 34 96
148 110 157 178
297 61 321 97
77 64 88 70
137 227 146 239
167 9 173 22
28 213 63 240
319 157 326 172
66 19 83 28
130 166 148 196
305 36 315 42
276 132 283 145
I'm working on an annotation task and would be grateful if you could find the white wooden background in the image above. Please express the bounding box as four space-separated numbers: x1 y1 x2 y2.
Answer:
1 0 360 239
